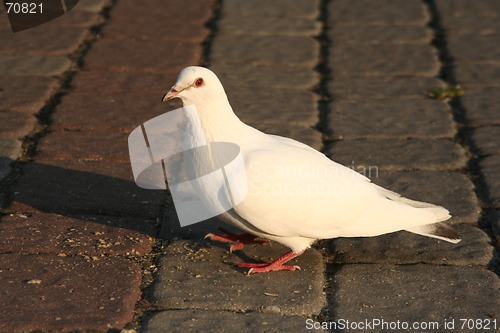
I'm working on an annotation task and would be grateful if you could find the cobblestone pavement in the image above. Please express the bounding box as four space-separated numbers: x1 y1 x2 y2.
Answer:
0 0 499 332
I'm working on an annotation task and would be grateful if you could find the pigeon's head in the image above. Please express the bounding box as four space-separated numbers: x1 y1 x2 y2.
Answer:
162 66 226 107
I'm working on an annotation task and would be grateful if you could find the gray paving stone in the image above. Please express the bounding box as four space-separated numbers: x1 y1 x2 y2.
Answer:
329 264 500 328
83 38 202 73
0 76 59 114
0 25 88 56
0 111 37 139
469 126 500 156
441 15 500 35
327 139 467 171
327 100 455 139
330 25 432 44
0 138 22 182
148 240 325 316
253 124 323 152
329 77 445 100
460 87 500 126
373 171 480 225
211 35 319 67
487 210 500 241
74 0 111 12
0 55 71 76
454 63 500 87
328 224 491 266
480 155 500 208
435 0 500 17
226 87 318 126
330 44 439 77
142 310 320 333
218 15 321 37
448 34 500 64
328 0 429 26
222 0 319 19
210 64 320 90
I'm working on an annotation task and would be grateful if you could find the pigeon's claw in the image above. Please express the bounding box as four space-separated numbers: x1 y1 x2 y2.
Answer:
238 261 301 274
204 229 269 252
237 250 305 274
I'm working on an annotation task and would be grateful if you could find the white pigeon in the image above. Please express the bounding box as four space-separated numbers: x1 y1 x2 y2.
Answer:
162 66 460 274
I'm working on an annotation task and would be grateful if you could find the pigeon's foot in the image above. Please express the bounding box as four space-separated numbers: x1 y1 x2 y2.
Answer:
204 228 270 253
238 250 305 274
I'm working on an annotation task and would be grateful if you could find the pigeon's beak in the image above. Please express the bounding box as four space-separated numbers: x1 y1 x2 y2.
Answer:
162 85 184 102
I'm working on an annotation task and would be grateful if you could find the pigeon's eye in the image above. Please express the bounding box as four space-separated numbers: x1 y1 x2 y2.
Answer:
194 78 204 87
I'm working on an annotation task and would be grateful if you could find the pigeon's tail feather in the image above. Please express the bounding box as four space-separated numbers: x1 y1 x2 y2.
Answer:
374 183 460 243
405 222 461 244
375 184 439 208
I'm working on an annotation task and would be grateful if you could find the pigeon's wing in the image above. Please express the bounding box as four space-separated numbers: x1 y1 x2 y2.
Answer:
234 138 450 240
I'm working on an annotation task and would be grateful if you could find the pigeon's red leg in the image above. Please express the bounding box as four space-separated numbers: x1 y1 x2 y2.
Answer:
238 250 305 274
205 228 270 253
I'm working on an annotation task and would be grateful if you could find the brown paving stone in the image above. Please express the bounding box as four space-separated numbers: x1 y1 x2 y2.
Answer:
0 55 72 76
83 38 202 72
330 44 440 77
69 70 177 95
327 99 455 139
52 91 181 132
0 110 37 139
327 139 467 171
36 131 130 162
0 76 59 114
45 8 104 27
7 159 163 218
103 20 209 43
0 25 88 55
0 254 141 332
74 0 111 12
0 4 105 29
108 0 215 26
0 212 157 255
